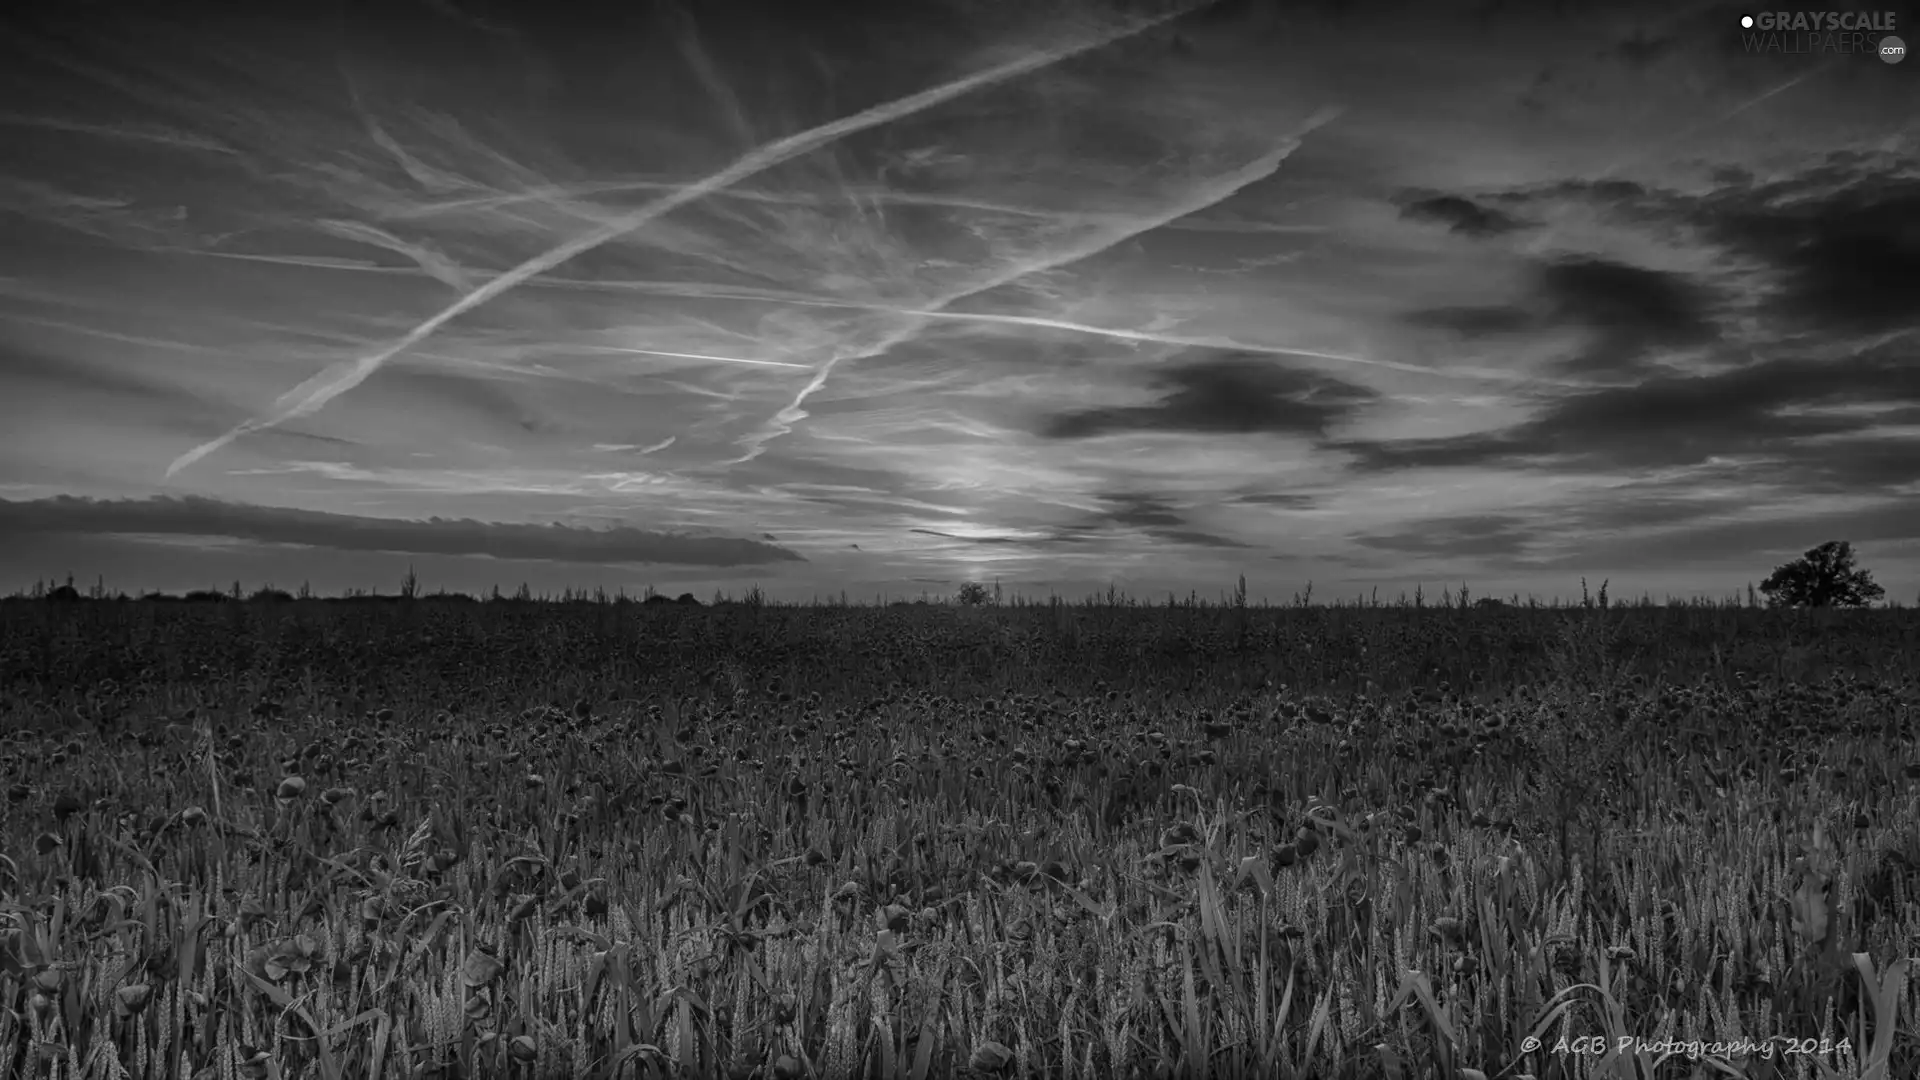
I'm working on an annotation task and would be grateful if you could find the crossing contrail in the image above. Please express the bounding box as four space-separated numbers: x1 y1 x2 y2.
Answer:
581 345 812 370
400 177 1331 237
891 309 1590 386
163 4 1206 479
727 106 1346 464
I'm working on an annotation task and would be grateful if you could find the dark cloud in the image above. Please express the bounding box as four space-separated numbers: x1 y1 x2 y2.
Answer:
910 527 1024 545
1330 342 1920 482
1352 514 1535 558
1153 527 1253 549
1405 255 1717 374
1760 435 1920 494
1556 487 1750 533
1537 257 1712 342
1399 193 1527 237
1343 495 1920 575
1521 499 1920 571
1506 156 1920 338
1036 349 1377 440
1085 492 1252 549
1696 171 1920 335
1533 256 1718 376
1529 178 1653 205
0 495 805 566
1233 491 1317 508
1097 493 1185 529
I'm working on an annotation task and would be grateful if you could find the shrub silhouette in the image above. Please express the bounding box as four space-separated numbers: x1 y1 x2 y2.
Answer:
1758 540 1885 608
957 582 991 606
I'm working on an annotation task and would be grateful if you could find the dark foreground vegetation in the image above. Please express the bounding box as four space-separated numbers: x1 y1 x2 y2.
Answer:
1 592 1917 1079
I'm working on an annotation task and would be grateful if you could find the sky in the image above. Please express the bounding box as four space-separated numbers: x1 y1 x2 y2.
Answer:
1 0 1915 604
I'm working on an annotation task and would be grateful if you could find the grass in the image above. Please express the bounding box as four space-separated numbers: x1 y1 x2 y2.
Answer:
0 589 1916 1079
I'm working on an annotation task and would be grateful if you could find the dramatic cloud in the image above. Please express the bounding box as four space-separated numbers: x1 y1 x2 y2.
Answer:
1506 155 1920 338
1533 256 1719 377
1036 350 1378 440
1399 193 1526 237
1331 341 1920 481
1 0 1913 601
1231 491 1317 509
0 495 805 566
1699 174 1920 335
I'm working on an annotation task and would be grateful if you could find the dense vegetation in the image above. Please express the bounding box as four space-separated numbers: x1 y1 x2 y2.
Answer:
2 593 1917 1079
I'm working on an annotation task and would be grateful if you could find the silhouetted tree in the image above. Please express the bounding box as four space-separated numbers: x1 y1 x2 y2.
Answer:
957 582 991 606
1759 541 1885 608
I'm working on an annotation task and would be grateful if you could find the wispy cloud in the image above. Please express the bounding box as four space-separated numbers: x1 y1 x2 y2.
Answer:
594 437 677 455
1037 348 1378 441
731 106 1345 464
161 5 1200 479
2 0 1913 601
0 495 805 566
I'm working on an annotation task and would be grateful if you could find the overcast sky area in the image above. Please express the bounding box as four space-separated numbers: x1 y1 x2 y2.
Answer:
1 0 1915 603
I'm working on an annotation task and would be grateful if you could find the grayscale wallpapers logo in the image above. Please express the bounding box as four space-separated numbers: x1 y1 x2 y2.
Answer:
1737 11 1905 61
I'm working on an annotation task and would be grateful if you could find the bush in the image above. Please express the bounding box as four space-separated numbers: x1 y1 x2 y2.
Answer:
957 582 991 606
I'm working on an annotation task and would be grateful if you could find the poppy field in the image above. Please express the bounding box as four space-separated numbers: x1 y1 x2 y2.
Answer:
1 592 1917 1079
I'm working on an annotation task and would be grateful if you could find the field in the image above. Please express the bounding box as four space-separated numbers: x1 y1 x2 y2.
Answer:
2 593 1918 1080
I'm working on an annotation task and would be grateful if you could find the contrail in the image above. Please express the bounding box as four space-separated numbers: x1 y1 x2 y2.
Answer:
891 309 1586 386
1727 66 1826 118
163 5 1202 479
404 177 1331 237
582 345 812 370
0 114 238 155
727 106 1346 464
315 219 473 291
175 253 1516 381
